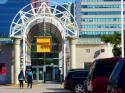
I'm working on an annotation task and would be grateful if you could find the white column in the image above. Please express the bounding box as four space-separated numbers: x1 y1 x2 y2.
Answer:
23 35 26 75
70 38 76 69
14 37 21 84
63 40 67 79
59 51 63 71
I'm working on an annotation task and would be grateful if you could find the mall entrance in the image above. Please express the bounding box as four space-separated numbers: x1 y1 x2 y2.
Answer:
9 1 78 84
30 30 62 83
32 66 60 83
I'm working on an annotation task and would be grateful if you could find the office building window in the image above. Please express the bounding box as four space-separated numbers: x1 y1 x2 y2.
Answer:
101 49 105 52
81 4 120 8
81 11 120 15
86 49 90 53
82 18 121 22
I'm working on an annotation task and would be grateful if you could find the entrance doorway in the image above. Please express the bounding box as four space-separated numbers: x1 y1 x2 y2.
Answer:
32 66 60 83
45 66 53 81
32 66 44 83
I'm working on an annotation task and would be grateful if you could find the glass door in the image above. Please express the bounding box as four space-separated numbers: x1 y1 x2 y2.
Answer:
32 67 37 82
32 66 44 83
45 66 53 81
54 67 60 81
38 67 43 82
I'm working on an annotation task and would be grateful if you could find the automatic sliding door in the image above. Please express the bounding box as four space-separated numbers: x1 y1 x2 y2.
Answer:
38 67 43 82
54 67 60 81
32 68 37 82
45 66 53 81
32 67 43 82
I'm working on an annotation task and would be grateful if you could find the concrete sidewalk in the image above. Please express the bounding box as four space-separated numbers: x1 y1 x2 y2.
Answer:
0 83 73 93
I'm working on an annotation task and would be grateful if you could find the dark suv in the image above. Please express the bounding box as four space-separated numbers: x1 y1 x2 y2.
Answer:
86 57 122 93
107 59 125 93
64 69 89 93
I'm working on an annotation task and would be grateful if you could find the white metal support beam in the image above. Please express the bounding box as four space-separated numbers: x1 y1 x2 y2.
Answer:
10 1 79 38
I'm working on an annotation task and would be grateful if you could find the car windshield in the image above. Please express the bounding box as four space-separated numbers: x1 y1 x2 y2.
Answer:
109 60 124 82
66 70 88 79
66 71 78 79
118 63 125 87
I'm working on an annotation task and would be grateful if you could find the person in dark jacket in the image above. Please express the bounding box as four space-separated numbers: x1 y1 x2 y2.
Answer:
27 70 33 89
18 70 25 89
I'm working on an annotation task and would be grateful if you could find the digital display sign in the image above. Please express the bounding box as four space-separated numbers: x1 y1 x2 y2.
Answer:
36 36 52 53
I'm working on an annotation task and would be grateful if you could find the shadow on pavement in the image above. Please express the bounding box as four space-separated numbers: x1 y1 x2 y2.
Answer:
43 88 73 93
0 87 29 89
0 87 19 89
42 92 73 93
47 88 66 90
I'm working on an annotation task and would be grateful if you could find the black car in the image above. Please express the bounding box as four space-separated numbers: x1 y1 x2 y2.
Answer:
64 69 89 93
107 59 125 93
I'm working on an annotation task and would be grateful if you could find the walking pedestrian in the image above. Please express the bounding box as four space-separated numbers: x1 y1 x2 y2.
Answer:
27 70 33 89
18 70 25 89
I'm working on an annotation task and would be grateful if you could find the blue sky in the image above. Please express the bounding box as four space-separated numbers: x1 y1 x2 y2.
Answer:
0 0 75 34
0 0 74 4
0 0 8 4
53 0 74 3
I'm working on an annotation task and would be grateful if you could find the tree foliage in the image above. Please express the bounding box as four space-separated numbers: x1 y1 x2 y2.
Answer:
101 32 121 56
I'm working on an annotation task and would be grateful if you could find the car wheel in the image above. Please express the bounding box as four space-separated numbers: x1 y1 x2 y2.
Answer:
75 84 85 93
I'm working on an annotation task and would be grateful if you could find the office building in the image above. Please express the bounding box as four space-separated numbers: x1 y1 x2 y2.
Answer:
75 0 123 37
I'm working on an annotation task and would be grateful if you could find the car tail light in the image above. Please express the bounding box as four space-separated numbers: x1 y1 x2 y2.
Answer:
91 79 96 91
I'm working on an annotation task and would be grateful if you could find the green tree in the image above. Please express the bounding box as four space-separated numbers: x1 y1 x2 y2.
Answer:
101 32 121 56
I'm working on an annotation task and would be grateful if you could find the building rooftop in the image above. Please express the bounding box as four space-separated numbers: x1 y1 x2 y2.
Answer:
0 38 12 44
76 37 101 44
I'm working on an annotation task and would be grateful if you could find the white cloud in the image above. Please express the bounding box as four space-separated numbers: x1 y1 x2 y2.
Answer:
0 0 8 4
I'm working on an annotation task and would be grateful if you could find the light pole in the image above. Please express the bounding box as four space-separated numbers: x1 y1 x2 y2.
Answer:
121 0 124 57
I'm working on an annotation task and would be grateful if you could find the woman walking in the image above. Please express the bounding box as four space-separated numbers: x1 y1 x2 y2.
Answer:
18 70 25 89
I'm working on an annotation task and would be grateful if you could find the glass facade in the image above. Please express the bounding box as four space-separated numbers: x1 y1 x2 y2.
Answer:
79 31 116 37
81 24 121 28
81 5 121 8
76 0 124 37
82 18 122 22
31 31 61 82
81 11 121 15
31 32 60 66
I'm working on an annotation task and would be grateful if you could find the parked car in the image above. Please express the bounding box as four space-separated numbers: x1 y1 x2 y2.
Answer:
107 59 125 93
85 57 122 93
64 69 89 93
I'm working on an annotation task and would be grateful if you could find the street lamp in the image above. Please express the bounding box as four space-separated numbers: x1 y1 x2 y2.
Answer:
121 0 124 57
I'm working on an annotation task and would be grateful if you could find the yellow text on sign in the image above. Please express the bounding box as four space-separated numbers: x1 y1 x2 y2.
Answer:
36 37 52 52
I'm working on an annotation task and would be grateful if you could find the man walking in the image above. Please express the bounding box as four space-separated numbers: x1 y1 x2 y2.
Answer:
27 70 33 89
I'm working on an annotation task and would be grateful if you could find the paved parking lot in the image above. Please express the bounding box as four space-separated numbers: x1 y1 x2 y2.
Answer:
0 83 73 93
